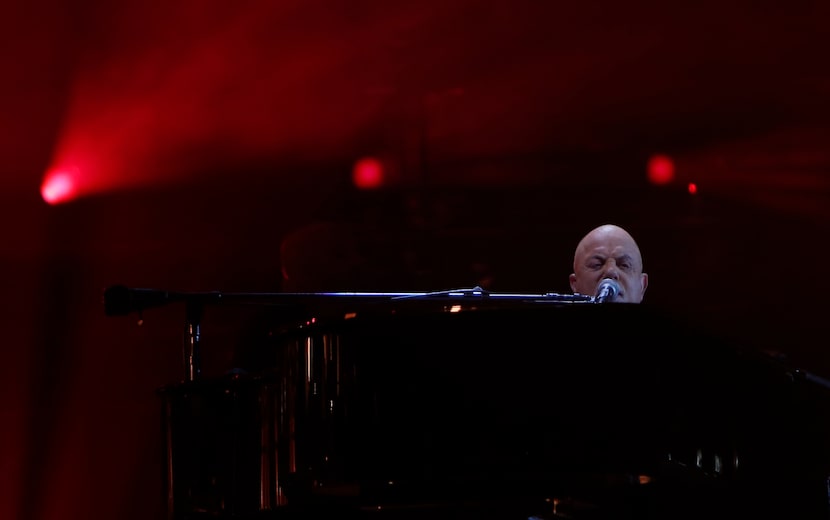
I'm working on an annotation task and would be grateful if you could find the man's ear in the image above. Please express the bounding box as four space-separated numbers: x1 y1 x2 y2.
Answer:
569 273 577 292
640 273 649 296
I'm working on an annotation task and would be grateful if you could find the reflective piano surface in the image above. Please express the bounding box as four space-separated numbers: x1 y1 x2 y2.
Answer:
156 296 830 520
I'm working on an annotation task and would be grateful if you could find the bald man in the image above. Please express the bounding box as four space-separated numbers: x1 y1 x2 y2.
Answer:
569 224 648 303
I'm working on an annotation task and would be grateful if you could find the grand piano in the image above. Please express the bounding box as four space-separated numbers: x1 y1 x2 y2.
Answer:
104 286 830 519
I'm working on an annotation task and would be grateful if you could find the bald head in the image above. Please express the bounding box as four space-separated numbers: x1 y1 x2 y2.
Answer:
569 224 648 303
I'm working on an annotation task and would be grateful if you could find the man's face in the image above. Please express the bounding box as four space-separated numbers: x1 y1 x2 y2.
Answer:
569 227 648 303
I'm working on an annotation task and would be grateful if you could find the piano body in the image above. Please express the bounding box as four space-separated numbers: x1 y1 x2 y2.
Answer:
104 287 830 519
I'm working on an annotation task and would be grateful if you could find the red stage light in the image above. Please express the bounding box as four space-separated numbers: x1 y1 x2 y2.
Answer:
352 157 384 189
40 170 78 205
647 154 675 185
688 182 698 195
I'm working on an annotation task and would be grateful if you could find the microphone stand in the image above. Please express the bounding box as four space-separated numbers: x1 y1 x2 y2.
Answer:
183 298 203 382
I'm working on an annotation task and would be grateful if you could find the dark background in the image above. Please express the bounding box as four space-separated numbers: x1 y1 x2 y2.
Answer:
1 1 829 519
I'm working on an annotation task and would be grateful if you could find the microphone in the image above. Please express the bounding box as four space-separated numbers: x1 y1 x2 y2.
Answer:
595 278 621 303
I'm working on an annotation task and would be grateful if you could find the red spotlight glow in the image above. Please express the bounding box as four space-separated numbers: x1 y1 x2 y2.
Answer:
647 154 675 185
352 157 384 189
41 170 78 205
688 182 698 195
